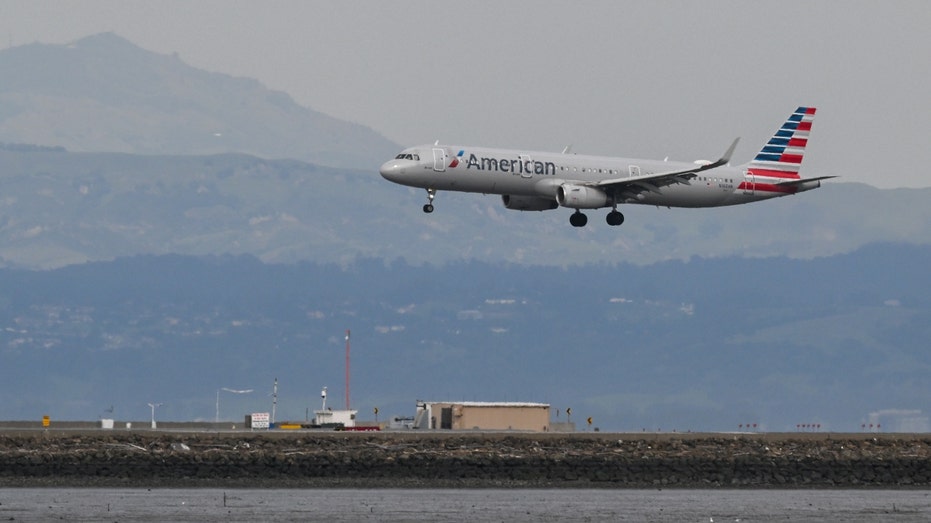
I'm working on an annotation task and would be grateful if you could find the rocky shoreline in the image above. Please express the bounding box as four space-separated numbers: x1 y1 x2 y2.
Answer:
1 431 930 488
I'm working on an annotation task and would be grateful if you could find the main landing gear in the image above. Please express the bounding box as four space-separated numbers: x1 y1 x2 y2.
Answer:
606 209 624 226
569 211 588 227
423 188 436 213
569 210 625 227
606 197 624 226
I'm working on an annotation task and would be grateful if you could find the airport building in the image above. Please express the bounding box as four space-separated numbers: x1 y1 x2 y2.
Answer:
413 401 550 431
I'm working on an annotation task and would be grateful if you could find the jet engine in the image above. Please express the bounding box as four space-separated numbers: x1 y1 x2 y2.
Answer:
501 195 559 211
556 183 610 209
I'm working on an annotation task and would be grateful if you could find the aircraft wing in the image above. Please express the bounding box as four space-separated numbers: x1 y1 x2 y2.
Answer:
590 138 740 193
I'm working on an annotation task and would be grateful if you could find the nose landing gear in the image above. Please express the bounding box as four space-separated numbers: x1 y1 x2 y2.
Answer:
423 188 436 213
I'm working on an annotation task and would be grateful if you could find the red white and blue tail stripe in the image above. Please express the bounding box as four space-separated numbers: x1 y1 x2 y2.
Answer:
747 106 815 180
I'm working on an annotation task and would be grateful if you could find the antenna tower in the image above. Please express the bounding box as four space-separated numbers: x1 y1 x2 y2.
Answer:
345 329 351 410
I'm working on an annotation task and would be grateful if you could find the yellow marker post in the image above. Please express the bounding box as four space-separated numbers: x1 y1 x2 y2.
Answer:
42 415 50 428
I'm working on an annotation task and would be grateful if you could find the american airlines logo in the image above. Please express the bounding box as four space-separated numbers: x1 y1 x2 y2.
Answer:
448 150 464 168
461 151 556 176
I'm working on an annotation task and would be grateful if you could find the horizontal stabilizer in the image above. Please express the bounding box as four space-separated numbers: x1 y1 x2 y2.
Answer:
775 175 838 186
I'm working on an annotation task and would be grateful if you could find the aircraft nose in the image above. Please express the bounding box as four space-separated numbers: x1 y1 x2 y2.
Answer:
379 160 403 181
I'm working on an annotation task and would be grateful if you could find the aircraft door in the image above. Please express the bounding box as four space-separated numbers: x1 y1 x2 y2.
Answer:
743 172 755 195
433 148 447 172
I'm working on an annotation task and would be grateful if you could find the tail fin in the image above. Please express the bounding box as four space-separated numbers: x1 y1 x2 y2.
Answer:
747 106 816 180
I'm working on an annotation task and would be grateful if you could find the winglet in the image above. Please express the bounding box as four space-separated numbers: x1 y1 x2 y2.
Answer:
717 137 740 168
691 137 739 172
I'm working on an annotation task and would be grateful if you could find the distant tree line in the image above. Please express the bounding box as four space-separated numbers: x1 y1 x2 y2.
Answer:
0 142 67 152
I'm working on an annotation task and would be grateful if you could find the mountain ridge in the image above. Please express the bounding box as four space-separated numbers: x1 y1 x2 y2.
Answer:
0 33 399 168
1 146 929 270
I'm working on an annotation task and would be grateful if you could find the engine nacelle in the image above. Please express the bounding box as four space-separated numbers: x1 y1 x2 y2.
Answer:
556 184 610 209
501 195 559 211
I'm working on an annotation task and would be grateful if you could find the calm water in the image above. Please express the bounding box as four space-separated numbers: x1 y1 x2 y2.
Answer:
1 488 929 522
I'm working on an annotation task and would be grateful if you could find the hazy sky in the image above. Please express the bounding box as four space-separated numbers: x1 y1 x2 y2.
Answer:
1 1 929 188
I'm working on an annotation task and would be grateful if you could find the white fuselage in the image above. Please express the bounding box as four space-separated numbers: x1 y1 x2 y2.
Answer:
380 144 818 209
380 107 829 227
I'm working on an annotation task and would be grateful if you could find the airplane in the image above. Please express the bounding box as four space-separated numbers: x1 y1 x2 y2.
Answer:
379 107 836 227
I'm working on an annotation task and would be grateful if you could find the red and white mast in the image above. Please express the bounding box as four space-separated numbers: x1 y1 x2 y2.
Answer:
344 329 351 410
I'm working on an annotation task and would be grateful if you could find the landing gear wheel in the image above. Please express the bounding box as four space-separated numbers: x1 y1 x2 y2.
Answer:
569 211 588 227
606 210 625 226
423 188 436 213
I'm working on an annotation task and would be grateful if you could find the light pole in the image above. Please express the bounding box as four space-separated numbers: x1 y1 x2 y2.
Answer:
147 402 163 430
271 378 278 425
216 387 253 423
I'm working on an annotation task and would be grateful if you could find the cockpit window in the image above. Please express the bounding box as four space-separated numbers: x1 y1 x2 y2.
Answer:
394 153 420 161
